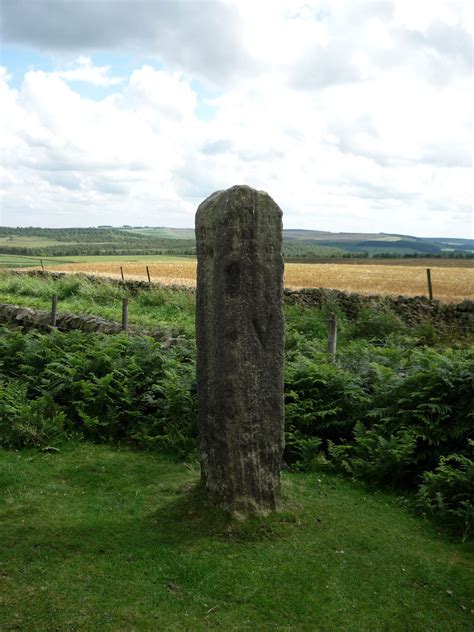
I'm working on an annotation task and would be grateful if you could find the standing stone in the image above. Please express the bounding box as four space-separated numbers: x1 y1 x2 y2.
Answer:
195 185 285 515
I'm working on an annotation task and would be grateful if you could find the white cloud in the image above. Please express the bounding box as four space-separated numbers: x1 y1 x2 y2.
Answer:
0 1 472 236
125 66 197 121
0 64 200 226
54 56 123 86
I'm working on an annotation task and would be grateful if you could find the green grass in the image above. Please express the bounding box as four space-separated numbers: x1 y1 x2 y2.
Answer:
1 444 473 631
48 254 195 263
1 270 470 343
0 236 77 248
0 271 196 335
0 272 390 343
1 272 472 628
0 255 71 268
0 253 194 268
0 255 66 268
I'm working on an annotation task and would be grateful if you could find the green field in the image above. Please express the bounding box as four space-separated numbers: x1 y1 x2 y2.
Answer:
0 236 77 248
0 253 194 269
0 227 197 259
0 254 72 268
51 254 194 263
1 444 473 631
1 271 472 630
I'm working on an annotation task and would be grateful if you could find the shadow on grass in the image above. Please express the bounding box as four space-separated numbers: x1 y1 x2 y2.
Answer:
148 483 300 544
6 481 301 575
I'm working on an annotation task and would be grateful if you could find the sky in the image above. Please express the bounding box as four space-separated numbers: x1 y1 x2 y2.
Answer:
0 0 472 237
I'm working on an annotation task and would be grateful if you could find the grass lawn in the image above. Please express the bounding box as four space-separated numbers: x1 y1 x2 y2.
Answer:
1 444 472 631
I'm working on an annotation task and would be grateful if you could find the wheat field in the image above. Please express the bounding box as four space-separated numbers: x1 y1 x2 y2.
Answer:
30 260 474 303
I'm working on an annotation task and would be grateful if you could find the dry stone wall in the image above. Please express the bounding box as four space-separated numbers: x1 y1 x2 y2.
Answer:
7 270 474 330
0 302 179 346
283 288 473 329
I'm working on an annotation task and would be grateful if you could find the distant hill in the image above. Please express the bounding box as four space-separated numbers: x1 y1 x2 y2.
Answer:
0 226 472 259
124 227 474 258
124 227 196 240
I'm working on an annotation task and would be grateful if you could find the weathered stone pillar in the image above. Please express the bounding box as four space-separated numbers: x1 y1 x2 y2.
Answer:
195 185 285 515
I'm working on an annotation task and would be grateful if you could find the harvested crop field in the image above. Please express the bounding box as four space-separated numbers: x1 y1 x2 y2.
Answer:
25 260 474 303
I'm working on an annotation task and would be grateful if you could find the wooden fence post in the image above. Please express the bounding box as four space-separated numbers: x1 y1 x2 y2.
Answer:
146 266 151 284
426 268 433 301
120 266 125 283
122 298 129 331
51 294 58 327
327 314 337 361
